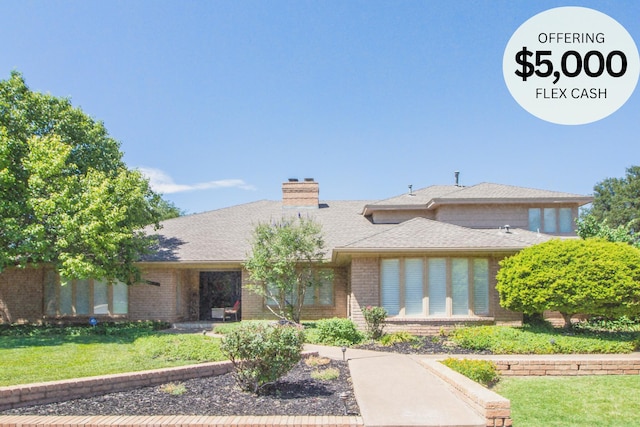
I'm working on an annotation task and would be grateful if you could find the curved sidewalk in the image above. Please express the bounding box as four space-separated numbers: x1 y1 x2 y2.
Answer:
305 345 485 427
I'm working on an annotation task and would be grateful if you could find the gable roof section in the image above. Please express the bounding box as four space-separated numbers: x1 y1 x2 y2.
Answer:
362 182 592 215
336 217 553 254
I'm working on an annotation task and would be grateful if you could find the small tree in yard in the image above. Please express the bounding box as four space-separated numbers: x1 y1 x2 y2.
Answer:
245 217 332 324
496 239 640 328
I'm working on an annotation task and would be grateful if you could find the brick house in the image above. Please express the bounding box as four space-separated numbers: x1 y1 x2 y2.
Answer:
0 177 592 333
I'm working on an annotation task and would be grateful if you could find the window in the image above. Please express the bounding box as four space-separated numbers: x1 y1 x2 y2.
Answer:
428 258 447 316
529 207 574 233
381 259 400 315
380 257 490 317
45 277 128 316
268 270 334 307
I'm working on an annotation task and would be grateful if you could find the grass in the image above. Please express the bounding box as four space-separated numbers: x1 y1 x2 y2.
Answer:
0 323 226 386
494 375 640 427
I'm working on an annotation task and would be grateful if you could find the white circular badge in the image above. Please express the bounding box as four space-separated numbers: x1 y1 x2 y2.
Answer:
503 7 639 125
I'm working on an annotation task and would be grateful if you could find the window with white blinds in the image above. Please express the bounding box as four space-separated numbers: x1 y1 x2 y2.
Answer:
381 259 401 315
428 258 447 316
380 257 490 317
452 259 469 315
473 259 489 315
404 258 424 316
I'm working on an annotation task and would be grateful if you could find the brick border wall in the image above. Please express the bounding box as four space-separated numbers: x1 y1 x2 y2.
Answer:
495 358 640 376
0 415 363 427
420 359 511 427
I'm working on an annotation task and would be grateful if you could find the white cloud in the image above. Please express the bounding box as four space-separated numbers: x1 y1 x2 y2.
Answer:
138 167 256 194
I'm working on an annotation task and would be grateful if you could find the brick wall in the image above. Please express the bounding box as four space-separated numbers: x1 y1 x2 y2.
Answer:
0 267 45 324
495 358 640 376
130 269 179 322
349 257 380 330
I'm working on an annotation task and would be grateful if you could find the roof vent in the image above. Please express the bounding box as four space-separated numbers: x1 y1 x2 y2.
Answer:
504 225 511 233
408 184 415 196
454 171 460 186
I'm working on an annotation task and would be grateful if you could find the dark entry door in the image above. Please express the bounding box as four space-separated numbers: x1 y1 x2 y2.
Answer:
199 271 241 320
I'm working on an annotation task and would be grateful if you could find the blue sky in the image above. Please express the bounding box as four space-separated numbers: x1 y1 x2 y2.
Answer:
1 0 638 214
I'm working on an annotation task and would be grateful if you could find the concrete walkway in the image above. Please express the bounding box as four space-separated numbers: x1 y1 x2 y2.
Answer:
305 345 485 427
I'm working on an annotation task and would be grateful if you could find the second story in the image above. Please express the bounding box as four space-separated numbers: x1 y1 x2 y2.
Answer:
361 179 593 236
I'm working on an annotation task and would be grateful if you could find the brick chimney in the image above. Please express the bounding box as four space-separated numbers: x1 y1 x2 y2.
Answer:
282 178 319 207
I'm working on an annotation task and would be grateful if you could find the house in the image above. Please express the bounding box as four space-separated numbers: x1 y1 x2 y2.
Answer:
0 177 592 334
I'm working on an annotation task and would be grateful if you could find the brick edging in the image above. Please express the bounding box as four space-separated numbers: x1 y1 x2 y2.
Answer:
419 359 511 427
0 415 364 427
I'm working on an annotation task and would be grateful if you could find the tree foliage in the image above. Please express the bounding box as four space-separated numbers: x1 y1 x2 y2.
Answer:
0 71 165 283
585 165 640 244
576 214 638 247
496 239 640 327
244 216 331 323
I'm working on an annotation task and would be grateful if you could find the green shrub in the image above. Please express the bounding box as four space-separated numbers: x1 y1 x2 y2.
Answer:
441 358 499 387
309 318 364 346
380 331 417 346
575 316 640 332
362 306 387 340
220 322 304 394
450 324 639 354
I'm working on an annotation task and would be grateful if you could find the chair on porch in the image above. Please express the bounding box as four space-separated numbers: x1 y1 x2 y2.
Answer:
224 300 240 322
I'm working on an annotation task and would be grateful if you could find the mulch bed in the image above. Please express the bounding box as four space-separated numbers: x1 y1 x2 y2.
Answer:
0 359 358 417
354 335 493 355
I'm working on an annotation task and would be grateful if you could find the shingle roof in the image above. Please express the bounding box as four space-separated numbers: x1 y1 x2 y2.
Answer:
142 200 395 262
143 181 587 264
338 217 553 251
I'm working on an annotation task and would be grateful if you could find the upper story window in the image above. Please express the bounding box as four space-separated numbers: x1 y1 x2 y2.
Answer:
528 207 573 233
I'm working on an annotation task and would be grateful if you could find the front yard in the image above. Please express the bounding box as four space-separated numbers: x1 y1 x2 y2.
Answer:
2 319 640 425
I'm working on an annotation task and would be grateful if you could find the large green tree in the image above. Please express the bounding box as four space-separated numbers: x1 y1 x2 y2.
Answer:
583 166 640 244
244 217 331 323
496 239 640 328
0 71 165 283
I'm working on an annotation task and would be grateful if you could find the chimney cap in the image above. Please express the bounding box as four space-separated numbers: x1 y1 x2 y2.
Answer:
288 178 299 182
304 177 314 182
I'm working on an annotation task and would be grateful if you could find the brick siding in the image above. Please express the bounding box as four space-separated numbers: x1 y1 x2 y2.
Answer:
0 267 45 324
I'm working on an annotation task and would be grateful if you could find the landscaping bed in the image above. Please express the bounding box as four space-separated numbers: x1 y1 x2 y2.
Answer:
0 359 359 417
355 335 493 355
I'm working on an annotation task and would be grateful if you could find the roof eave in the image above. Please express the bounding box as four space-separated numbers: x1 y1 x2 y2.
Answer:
429 197 593 207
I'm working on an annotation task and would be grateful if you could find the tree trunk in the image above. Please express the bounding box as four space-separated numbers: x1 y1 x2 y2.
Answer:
560 312 574 329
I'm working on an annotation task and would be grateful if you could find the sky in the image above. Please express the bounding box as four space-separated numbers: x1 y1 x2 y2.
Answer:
1 0 638 214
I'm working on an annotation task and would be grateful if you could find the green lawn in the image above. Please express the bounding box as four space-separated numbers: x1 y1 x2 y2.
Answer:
494 375 640 427
0 328 225 386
